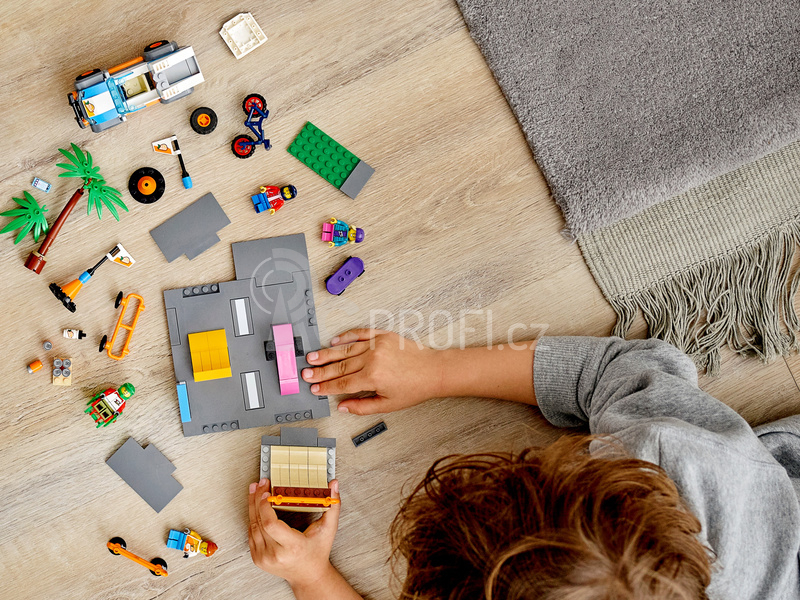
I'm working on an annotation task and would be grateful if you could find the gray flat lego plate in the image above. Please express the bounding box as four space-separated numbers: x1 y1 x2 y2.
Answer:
106 438 182 513
164 234 330 437
150 192 231 262
339 160 374 199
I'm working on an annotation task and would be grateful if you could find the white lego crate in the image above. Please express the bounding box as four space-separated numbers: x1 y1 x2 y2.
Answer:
219 12 267 59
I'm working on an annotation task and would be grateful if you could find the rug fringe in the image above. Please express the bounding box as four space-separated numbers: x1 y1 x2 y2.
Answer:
609 223 800 375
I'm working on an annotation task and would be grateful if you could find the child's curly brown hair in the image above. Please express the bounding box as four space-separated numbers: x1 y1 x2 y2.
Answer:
391 435 713 600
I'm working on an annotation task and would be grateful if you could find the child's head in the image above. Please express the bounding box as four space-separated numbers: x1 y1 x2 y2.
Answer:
392 436 712 600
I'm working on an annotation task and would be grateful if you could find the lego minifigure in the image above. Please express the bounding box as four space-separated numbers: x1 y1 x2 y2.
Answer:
166 528 218 558
321 218 365 247
251 185 297 215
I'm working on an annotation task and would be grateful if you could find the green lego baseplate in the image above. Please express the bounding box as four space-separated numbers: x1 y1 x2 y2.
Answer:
287 122 374 198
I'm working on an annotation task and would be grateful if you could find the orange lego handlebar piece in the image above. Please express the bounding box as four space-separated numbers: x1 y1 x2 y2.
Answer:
103 293 145 361
267 495 340 507
107 538 168 577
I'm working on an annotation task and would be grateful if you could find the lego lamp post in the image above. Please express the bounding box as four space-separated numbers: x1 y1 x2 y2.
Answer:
24 144 125 274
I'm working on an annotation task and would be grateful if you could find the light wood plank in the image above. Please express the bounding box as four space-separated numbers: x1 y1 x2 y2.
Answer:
1 0 798 598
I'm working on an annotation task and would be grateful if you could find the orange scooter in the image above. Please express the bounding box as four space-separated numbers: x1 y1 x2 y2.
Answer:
100 291 145 360
107 537 168 577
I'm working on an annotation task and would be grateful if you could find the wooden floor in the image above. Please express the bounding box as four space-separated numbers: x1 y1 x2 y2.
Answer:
2 1 800 598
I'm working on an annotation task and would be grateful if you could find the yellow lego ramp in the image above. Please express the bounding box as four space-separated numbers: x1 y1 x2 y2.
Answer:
188 329 232 382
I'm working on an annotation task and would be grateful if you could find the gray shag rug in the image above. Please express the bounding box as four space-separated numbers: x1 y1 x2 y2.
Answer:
580 141 800 374
456 0 800 236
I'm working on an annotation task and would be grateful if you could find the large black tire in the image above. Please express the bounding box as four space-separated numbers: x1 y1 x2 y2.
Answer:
128 167 165 204
143 40 178 62
190 107 218 134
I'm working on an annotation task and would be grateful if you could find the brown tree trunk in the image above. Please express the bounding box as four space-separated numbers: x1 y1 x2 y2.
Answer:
24 185 86 274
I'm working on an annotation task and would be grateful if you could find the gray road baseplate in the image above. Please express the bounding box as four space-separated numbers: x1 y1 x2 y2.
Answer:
164 234 330 437
150 192 231 262
259 427 336 481
106 437 182 513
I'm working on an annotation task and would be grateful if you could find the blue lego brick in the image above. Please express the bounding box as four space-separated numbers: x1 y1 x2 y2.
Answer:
251 193 269 213
167 529 187 550
177 382 191 423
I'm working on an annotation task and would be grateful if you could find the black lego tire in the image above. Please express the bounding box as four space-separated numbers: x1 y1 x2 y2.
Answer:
74 68 104 91
143 40 178 62
108 537 126 554
190 107 218 134
231 135 255 159
242 93 266 114
149 557 168 576
99 335 108 353
114 291 124 309
128 167 165 204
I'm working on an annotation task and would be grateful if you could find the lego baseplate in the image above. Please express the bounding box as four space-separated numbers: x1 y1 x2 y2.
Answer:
164 234 330 436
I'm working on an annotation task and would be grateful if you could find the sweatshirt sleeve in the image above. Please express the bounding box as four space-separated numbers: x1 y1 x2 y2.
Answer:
533 336 754 441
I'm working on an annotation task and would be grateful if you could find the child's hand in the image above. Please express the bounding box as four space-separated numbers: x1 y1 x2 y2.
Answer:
302 329 442 415
248 478 340 589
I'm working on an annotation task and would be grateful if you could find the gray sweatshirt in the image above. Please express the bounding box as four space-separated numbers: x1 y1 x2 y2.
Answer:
533 336 800 600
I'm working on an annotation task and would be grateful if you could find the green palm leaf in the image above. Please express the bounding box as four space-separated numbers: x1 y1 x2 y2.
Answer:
0 191 49 244
57 143 100 182
86 179 127 221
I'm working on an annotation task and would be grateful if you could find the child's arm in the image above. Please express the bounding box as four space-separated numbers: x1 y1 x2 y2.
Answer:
248 479 362 600
302 329 537 415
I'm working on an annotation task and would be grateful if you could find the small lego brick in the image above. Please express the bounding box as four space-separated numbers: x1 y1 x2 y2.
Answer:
166 528 218 558
63 329 87 340
176 382 191 423
27 359 43 374
52 358 73 386
287 122 374 198
106 437 183 513
43 340 53 351
219 12 267 59
32 178 52 192
326 256 365 295
352 421 387 447
107 537 168 577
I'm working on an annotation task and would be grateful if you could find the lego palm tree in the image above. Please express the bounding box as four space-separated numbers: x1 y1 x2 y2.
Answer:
24 143 126 274
1 191 49 244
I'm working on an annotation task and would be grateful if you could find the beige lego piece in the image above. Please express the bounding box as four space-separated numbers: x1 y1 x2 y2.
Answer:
289 446 309 487
52 357 73 386
307 447 328 488
270 446 291 487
